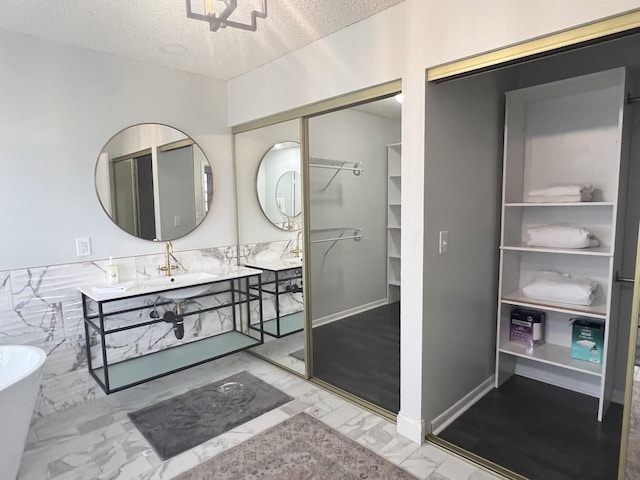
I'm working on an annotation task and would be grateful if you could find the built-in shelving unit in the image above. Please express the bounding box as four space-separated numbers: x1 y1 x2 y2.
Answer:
495 68 631 421
387 143 401 303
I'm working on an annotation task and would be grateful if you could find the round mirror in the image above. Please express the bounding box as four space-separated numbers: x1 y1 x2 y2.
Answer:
95 124 213 241
256 142 301 231
275 171 302 217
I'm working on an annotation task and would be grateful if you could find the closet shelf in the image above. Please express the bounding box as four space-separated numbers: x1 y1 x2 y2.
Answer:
500 244 612 257
504 202 615 208
499 342 603 377
501 292 607 319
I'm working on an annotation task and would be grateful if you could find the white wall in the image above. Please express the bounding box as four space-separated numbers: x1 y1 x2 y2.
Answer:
227 3 406 126
0 28 233 270
420 0 640 69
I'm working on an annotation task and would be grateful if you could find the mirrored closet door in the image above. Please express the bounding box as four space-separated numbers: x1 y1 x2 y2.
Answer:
426 31 640 480
234 119 306 375
306 94 402 415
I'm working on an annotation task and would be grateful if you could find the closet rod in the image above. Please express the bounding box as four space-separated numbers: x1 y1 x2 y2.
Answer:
615 271 635 283
310 234 362 244
627 93 640 104
310 164 364 173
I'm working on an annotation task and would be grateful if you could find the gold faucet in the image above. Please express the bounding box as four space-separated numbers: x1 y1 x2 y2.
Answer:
159 241 179 277
292 230 303 257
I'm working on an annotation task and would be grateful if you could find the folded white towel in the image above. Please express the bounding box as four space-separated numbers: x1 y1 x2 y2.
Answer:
522 271 598 306
526 192 592 203
528 184 593 197
92 281 135 295
526 225 599 249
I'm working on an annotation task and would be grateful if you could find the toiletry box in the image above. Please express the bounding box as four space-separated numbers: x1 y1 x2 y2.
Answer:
571 319 604 364
510 308 545 347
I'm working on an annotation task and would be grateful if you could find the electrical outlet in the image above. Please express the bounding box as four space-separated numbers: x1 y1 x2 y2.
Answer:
76 238 91 257
439 231 448 254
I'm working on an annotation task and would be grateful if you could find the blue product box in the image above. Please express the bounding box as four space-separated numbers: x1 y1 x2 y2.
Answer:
510 308 545 347
571 319 604 364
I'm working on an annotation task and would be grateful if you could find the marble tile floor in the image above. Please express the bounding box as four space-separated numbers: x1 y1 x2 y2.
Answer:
18 351 504 480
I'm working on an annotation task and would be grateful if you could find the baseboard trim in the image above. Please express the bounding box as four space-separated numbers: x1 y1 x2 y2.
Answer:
312 298 388 327
396 411 425 444
431 375 495 435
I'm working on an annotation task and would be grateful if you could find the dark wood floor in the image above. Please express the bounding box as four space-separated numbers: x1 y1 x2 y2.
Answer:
438 376 623 480
312 302 400 413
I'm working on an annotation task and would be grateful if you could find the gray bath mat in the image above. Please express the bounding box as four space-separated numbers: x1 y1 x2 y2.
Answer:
289 348 305 361
128 371 293 459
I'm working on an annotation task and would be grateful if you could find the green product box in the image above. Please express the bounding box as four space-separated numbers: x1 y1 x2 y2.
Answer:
571 319 604 364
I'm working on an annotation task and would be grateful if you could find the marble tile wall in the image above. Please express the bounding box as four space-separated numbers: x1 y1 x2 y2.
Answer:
0 244 249 417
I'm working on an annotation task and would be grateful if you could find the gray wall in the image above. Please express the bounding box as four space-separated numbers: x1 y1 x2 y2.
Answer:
422 69 517 422
308 107 400 321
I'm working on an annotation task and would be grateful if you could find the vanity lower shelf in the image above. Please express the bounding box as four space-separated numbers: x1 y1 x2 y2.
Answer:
91 331 261 393
251 311 304 338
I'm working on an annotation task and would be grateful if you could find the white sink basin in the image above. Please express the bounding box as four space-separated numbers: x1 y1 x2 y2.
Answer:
143 272 218 300
283 257 303 266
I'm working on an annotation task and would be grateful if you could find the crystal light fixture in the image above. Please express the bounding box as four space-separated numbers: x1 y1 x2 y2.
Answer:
186 0 268 32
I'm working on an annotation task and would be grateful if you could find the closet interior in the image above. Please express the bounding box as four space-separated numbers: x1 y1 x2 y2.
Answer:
307 95 402 415
427 33 640 480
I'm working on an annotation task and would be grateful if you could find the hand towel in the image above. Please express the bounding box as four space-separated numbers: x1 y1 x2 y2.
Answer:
92 281 135 295
526 225 599 249
525 192 592 203
528 184 593 197
522 271 598 306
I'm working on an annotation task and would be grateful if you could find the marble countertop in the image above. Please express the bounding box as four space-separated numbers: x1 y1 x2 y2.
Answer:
244 258 303 272
78 265 263 302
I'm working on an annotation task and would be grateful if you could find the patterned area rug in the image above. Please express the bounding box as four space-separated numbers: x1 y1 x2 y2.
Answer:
173 412 418 479
128 371 292 459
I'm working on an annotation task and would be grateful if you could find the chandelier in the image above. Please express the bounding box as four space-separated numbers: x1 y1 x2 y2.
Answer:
186 0 268 32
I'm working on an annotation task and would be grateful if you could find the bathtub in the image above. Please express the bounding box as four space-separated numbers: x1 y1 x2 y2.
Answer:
0 345 46 480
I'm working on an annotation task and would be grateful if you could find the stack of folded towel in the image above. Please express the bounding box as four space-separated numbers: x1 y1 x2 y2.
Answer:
521 271 598 306
526 184 593 203
526 224 599 249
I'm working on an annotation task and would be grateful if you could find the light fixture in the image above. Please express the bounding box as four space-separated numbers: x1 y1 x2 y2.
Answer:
186 0 268 32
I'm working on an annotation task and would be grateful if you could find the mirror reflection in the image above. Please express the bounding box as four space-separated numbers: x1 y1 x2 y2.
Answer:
234 120 305 376
257 142 301 231
95 123 213 241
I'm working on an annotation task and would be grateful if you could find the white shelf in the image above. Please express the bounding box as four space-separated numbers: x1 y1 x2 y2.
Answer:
499 341 602 377
501 291 607 319
504 202 615 208
387 144 401 303
500 244 612 257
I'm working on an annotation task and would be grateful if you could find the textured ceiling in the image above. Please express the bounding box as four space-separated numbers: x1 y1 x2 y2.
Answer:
0 0 404 81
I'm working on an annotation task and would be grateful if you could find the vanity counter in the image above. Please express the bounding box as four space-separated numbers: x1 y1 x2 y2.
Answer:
244 260 303 339
244 259 302 272
78 265 263 302
79 265 264 394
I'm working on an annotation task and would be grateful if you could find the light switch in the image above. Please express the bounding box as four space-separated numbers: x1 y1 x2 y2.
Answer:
76 238 91 257
439 231 448 254
174 215 182 227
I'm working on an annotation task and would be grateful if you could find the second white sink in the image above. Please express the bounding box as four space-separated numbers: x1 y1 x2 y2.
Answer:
143 272 218 300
